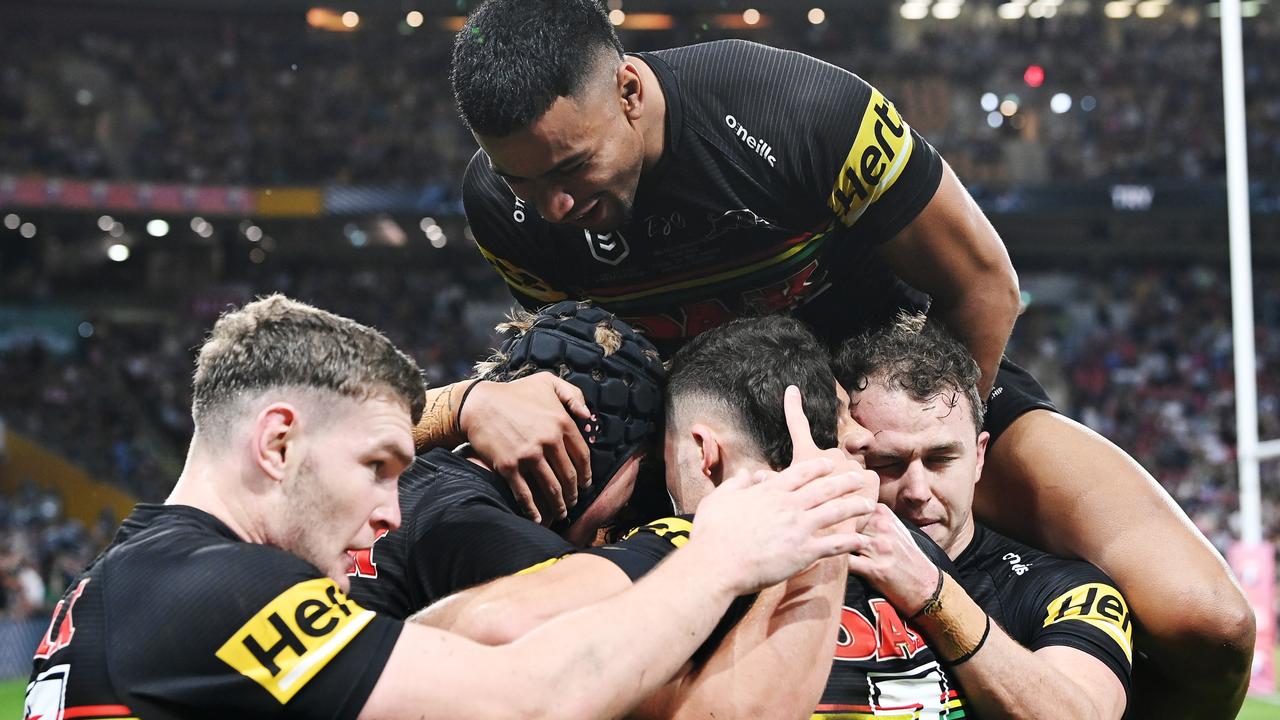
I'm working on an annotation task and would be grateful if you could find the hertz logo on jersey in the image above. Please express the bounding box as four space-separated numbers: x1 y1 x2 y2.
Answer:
217 579 376 704
1042 582 1133 663
828 88 915 227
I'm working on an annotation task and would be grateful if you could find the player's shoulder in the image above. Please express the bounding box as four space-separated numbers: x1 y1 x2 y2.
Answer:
650 39 867 114
962 523 1114 591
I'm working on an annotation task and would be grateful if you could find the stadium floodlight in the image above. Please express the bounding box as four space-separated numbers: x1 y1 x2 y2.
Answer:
19 222 36 239
4 214 20 230
245 225 263 243
997 3 1026 19
1000 99 1019 116
610 9 625 25
1104 1 1132 17
981 92 999 112
1050 92 1073 113
1080 95 1097 111
146 219 170 237
932 2 963 19
742 8 761 25
900 2 931 19
808 8 826 24
987 112 1004 128
406 11 424 27
78 322 94 339
107 244 130 262
342 11 360 28
1136 1 1165 17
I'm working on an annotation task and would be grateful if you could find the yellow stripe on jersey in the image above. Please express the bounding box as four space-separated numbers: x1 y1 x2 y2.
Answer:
1042 582 1133 663
476 243 567 303
623 517 693 548
516 555 567 575
827 87 915 227
216 578 376 704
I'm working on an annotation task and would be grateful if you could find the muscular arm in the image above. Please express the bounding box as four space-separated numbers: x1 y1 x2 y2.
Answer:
975 410 1254 717
877 162 1019 396
360 542 742 720
416 549 848 720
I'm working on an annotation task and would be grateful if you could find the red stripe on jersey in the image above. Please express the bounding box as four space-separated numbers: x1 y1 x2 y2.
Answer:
62 704 133 718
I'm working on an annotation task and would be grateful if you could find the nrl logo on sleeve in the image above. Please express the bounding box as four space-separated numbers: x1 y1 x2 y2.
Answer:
828 88 915 227
1043 582 1133 662
217 578 376 704
585 229 629 266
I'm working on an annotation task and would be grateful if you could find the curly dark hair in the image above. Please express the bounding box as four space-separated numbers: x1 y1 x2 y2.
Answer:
833 312 984 434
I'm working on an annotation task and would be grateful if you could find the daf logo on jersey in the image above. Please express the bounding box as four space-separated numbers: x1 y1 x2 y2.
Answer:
724 115 778 167
585 229 629 266
217 578 376 704
835 599 927 662
828 88 915 226
1043 582 1133 662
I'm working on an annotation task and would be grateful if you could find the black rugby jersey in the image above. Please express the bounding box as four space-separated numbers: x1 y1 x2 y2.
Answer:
956 523 1133 700
346 448 576 618
584 515 976 719
25 505 400 720
817 524 972 720
464 39 942 355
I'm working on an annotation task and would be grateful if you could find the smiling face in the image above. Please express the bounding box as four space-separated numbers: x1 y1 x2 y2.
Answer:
477 61 647 232
274 395 414 592
849 379 989 558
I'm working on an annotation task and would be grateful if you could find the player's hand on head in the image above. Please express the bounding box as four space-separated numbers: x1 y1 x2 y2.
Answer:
846 503 944 615
690 456 873 596
458 373 593 524
784 385 878 534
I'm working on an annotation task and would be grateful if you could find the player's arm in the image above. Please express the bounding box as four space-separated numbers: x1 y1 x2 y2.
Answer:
846 505 1126 720
875 162 1018 396
633 557 847 720
411 553 632 644
912 574 1125 720
974 410 1254 717
360 455 871 720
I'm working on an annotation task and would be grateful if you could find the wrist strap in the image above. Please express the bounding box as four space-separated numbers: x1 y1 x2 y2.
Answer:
455 379 485 435
943 614 992 666
908 566 945 621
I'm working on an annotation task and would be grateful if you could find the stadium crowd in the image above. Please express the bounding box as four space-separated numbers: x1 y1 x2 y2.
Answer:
0 10 1277 187
2 262 1278 576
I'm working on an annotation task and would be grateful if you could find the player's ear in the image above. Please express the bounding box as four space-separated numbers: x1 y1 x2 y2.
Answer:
617 62 643 121
689 424 725 485
253 402 298 483
973 430 990 485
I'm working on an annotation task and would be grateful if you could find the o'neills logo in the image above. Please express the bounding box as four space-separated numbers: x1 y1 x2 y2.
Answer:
724 115 777 167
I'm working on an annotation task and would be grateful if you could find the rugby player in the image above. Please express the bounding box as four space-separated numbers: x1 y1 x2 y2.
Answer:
25 295 875 720
835 314 1131 719
418 1 1254 712
415 316 984 718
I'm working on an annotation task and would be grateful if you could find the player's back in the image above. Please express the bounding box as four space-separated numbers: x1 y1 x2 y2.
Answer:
346 448 575 618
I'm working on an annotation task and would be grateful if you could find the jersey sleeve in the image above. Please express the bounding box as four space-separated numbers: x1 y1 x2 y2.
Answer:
579 515 693 580
462 150 568 309
113 544 401 720
1014 563 1134 695
713 41 943 243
